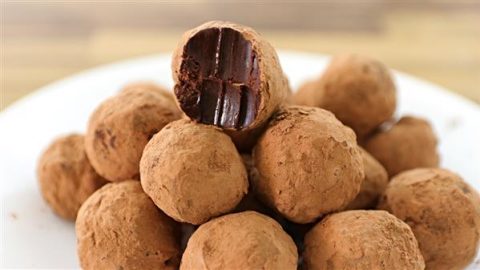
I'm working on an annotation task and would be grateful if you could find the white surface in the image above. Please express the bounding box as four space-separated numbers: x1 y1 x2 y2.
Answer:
1 51 479 269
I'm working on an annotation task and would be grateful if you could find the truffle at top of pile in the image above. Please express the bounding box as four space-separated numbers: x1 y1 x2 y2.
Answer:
171 20 291 151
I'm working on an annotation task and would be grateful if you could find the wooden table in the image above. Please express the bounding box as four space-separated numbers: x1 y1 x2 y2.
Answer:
2 1 480 110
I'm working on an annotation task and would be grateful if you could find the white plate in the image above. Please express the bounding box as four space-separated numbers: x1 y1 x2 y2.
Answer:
1 51 479 269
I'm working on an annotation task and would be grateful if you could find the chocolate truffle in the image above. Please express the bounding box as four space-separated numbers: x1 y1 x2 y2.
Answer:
253 106 364 223
172 21 290 150
85 83 181 182
140 119 248 225
378 168 480 270
304 210 425 270
346 147 389 210
364 116 439 177
37 134 106 220
181 211 298 270
76 181 180 270
294 54 396 139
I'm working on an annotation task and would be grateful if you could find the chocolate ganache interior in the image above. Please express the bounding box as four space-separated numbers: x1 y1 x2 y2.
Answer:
175 27 260 129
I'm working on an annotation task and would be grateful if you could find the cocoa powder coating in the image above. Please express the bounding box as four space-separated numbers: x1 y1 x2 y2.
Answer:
304 210 425 270
37 134 106 220
378 168 480 270
346 147 389 210
253 106 364 223
76 181 181 270
364 116 439 177
85 83 181 182
140 119 248 225
294 54 396 139
180 211 298 270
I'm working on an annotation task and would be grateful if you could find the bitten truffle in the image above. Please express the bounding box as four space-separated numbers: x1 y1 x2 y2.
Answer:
253 106 364 223
172 21 290 151
294 54 396 139
140 119 248 225
76 181 180 270
304 210 425 270
37 134 106 220
346 147 389 210
85 83 181 182
378 168 480 270
364 116 439 177
181 211 298 270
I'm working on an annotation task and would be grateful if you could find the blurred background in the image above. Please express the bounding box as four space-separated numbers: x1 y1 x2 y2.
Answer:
2 1 480 111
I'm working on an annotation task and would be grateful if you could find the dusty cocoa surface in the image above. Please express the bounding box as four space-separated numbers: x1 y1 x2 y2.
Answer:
76 181 181 270
140 119 248 225
346 147 389 210
253 105 364 223
304 210 425 270
172 21 289 151
364 116 439 177
294 54 396 139
37 134 106 220
181 211 298 270
378 168 480 270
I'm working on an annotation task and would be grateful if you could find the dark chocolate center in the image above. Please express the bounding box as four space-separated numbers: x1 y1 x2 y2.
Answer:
175 27 260 129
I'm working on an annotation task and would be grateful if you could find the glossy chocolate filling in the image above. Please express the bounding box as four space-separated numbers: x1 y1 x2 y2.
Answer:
175 27 260 129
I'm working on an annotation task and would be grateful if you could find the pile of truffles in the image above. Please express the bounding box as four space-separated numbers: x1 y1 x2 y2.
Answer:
37 21 480 270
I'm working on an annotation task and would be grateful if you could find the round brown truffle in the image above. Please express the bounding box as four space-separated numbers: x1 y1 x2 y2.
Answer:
140 119 248 225
85 82 181 182
76 180 180 270
378 168 480 270
294 54 396 139
172 21 289 151
364 116 439 177
346 147 389 210
304 210 425 270
37 134 106 220
253 106 364 223
181 211 298 270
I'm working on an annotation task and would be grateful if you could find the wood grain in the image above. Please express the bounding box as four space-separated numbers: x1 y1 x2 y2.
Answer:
2 1 480 110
